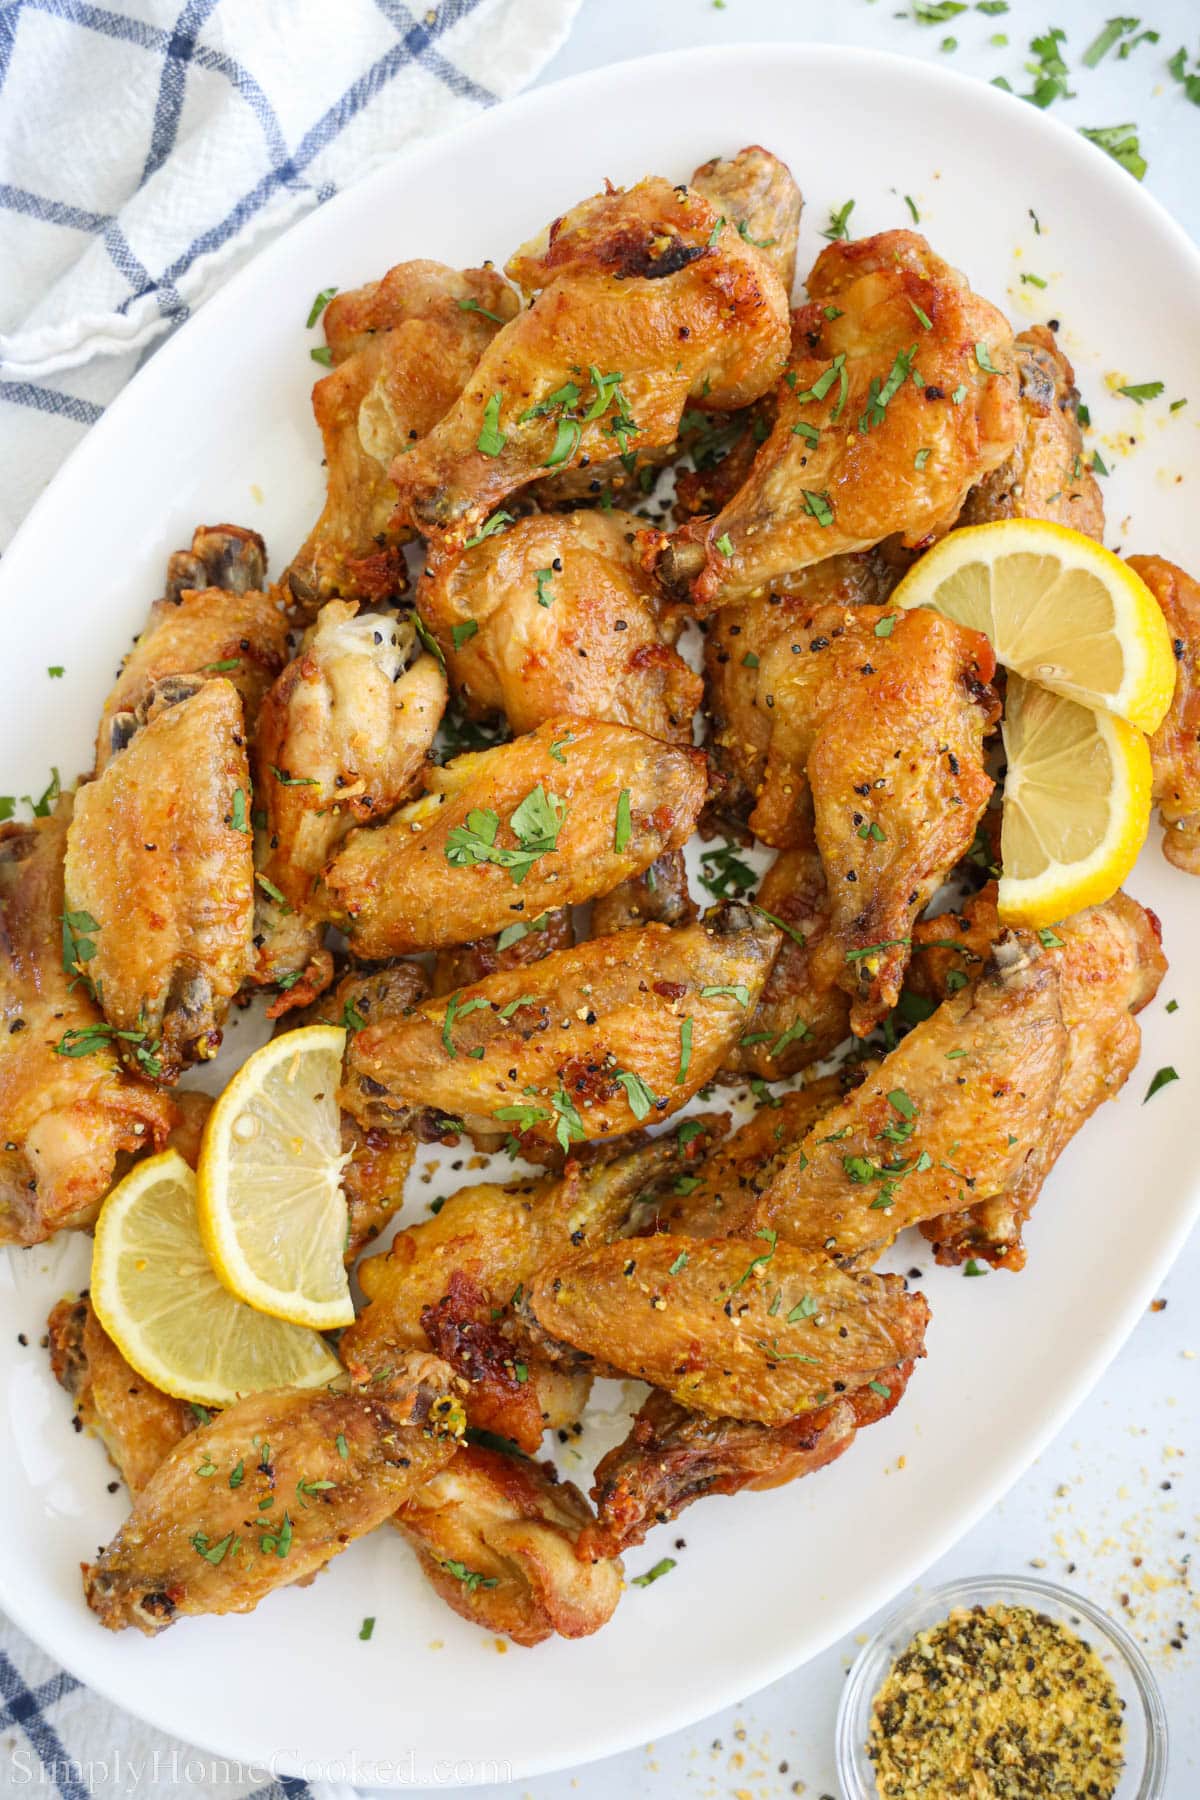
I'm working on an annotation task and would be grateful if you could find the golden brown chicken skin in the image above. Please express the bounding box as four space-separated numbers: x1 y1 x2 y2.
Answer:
285 261 518 609
394 1443 622 1645
48 1296 195 1495
579 1358 913 1560
723 849 851 1079
704 555 900 815
252 603 445 1004
915 889 1166 1268
97 583 290 770
64 678 255 1080
1128 554 1200 874
749 603 998 1032
690 144 803 293
321 718 708 959
523 1236 928 1426
674 231 1020 611
389 175 791 541
0 803 175 1245
341 902 780 1156
957 326 1103 538
416 511 701 742
84 1354 465 1635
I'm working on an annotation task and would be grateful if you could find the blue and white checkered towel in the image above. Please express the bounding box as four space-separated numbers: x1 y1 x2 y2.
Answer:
0 0 581 547
0 6 578 1787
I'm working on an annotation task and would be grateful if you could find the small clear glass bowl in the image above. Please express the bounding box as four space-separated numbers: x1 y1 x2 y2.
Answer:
834 1573 1168 1800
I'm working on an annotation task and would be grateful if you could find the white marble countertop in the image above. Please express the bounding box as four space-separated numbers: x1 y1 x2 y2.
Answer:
433 5 1200 1797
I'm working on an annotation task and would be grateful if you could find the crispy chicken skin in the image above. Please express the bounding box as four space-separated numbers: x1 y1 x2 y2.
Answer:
341 903 781 1155
431 906 576 996
322 718 708 959
97 584 290 771
957 326 1103 538
690 145 803 293
723 849 851 1079
750 603 998 1032
394 1444 622 1644
286 262 518 609
416 511 701 742
1129 554 1200 874
748 931 1068 1262
48 1297 195 1495
704 552 900 814
252 603 445 1003
0 803 175 1245
83 1355 465 1635
389 174 791 541
523 1237 928 1426
64 678 255 1080
673 231 1020 611
915 889 1165 1268
580 1359 912 1559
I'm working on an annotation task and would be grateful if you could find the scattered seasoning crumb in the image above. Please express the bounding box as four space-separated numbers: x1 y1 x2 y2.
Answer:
867 1603 1125 1798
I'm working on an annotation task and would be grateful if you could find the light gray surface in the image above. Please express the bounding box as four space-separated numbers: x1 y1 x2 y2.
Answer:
401 5 1200 1796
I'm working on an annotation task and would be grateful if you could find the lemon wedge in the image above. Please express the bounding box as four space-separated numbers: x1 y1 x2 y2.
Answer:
197 1026 354 1330
892 519 1176 733
997 673 1152 927
90 1150 341 1406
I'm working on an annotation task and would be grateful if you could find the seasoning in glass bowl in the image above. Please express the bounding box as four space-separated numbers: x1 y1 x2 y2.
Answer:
866 1600 1126 1798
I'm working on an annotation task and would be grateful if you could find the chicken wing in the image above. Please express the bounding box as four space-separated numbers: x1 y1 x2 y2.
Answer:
750 602 998 1031
285 262 518 609
415 511 700 742
341 902 780 1156
917 890 1165 1268
321 718 707 958
703 550 900 815
84 1354 465 1634
672 231 1020 611
723 849 851 1079
0 802 175 1244
393 1443 622 1644
690 144 803 294
98 554 290 770
252 602 445 1003
957 326 1103 538
64 678 255 1080
389 174 791 541
1129 554 1200 874
430 905 576 996
579 1358 912 1559
48 1296 195 1494
590 848 696 937
163 522 267 601
523 1236 928 1426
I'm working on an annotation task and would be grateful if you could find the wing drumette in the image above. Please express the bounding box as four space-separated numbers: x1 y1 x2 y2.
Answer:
48 1296 195 1494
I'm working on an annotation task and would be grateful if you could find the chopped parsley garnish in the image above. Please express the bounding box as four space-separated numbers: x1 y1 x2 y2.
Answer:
1082 16 1141 67
715 532 734 557
441 991 491 1059
698 840 756 899
974 342 1002 375
1091 449 1110 476
23 768 60 817
1144 1066 1179 1103
202 657 242 673
676 1016 694 1085
310 345 334 368
1168 44 1200 103
768 1016 811 1059
707 215 726 248
444 785 566 886
48 665 64 678
53 1021 162 1079
857 820 886 842
544 416 582 467
229 1460 245 1488
254 872 290 911
701 983 750 1007
914 447 931 470
668 1249 689 1276
730 1226 777 1292
496 912 550 952
548 732 573 763
271 764 319 787
631 1557 677 1587
845 936 911 962
230 787 249 834
737 219 777 248
904 195 920 224
912 0 966 19
1023 26 1073 108
457 297 506 324
909 299 932 330
359 1616 376 1640
61 909 100 980
951 383 967 404
463 510 513 549
802 489 834 527
613 789 632 854
1037 927 1065 948
792 420 820 447
306 287 337 328
614 1069 658 1120
752 904 806 946
1116 380 1164 404
861 345 919 433
451 619 479 649
875 613 900 637
867 1379 892 1399
1079 123 1146 181
1019 271 1048 288
821 199 856 242
534 568 555 608
442 1559 498 1593
964 1259 989 1277
190 1530 236 1565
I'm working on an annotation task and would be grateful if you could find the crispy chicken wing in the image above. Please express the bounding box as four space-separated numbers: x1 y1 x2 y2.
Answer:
393 1444 622 1644
523 1237 928 1426
285 262 518 609
1129 554 1200 874
590 848 696 937
416 511 701 742
0 803 175 1244
917 890 1165 1268
431 905 576 996
957 326 1103 537
723 849 851 1079
252 603 445 1003
389 175 791 541
83 1354 465 1634
672 231 1020 611
341 902 780 1156
579 1359 912 1559
65 678 255 1080
321 718 707 958
690 144 803 293
48 1296 195 1494
749 603 998 1031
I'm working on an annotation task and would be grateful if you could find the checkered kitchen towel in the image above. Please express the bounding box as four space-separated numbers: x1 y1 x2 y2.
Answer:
0 3 578 1790
0 0 582 548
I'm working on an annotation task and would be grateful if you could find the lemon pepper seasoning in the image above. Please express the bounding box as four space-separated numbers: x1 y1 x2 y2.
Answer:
867 1602 1125 1798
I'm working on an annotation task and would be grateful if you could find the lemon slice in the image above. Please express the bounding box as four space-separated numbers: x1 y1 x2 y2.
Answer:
892 519 1176 733
197 1026 354 1330
91 1150 341 1406
998 673 1152 926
